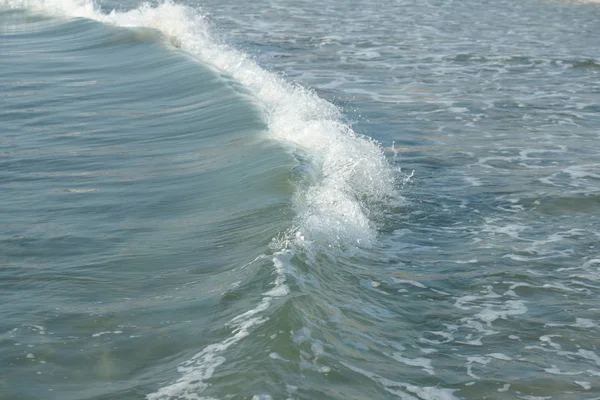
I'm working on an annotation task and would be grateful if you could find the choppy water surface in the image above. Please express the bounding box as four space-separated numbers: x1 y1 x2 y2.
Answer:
1 0 600 399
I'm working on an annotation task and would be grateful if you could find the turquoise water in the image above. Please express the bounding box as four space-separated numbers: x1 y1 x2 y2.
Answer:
1 0 600 399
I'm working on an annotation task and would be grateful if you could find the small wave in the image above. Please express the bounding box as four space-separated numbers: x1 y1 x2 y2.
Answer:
448 53 600 71
0 1 397 398
565 0 600 4
570 58 600 69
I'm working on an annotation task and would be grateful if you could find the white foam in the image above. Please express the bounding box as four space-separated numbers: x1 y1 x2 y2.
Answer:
577 349 600 366
458 338 483 346
341 362 460 400
419 330 454 345
588 370 600 377
146 252 290 399
465 356 490 379
148 309 268 400
66 188 96 193
455 287 527 328
563 164 600 180
477 300 528 325
544 365 581 375
568 318 599 328
575 381 592 390
27 325 46 335
262 252 290 297
541 164 600 188
390 352 435 375
540 335 562 350
481 218 528 239
541 282 577 292
392 278 427 289
2 0 395 249
268 352 286 361
488 353 512 361
92 330 123 337
251 395 273 400
498 383 510 392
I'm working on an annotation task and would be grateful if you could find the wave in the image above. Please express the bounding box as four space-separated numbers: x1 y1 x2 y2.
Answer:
0 1 397 398
3 0 396 248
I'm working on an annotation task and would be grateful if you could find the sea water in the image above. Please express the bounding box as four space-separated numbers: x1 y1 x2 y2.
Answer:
1 0 600 399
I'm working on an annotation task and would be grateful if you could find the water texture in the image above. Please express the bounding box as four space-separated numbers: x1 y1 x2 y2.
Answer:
1 0 600 399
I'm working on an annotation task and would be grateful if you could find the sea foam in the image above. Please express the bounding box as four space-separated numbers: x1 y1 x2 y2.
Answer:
1 0 395 248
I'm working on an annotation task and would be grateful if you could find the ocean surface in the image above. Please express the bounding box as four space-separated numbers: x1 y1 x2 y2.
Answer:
2 0 600 399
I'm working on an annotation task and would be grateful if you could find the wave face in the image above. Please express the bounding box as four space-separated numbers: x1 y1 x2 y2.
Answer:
0 1 397 400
